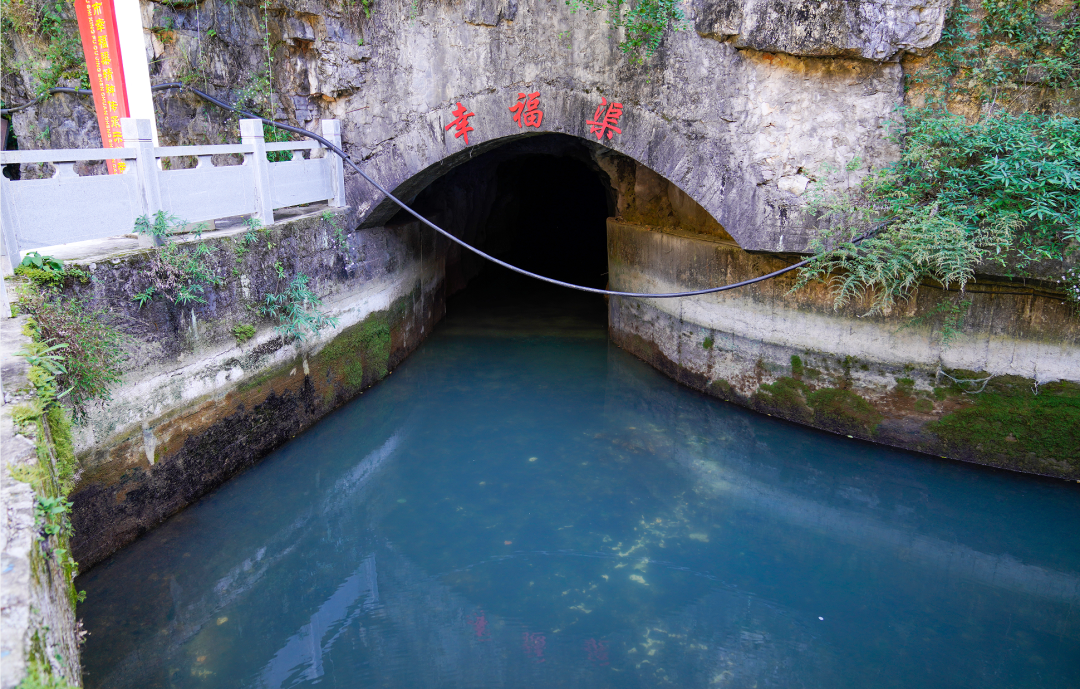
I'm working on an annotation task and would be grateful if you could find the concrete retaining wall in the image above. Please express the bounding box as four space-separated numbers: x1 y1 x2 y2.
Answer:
607 219 1080 479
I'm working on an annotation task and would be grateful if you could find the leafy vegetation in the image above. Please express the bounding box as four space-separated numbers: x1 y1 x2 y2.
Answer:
911 0 1079 109
795 0 1080 317
14 253 87 290
133 212 223 307
567 0 686 62
260 273 338 342
322 210 348 251
797 110 1080 315
232 323 256 343
17 295 126 423
1 0 88 97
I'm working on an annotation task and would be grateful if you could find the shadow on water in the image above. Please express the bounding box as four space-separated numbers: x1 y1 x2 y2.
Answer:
77 277 1080 689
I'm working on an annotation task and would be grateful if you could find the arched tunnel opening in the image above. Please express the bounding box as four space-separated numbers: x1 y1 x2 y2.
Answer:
387 134 616 323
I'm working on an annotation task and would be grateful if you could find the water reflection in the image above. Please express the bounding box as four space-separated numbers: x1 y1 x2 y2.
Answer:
78 284 1080 689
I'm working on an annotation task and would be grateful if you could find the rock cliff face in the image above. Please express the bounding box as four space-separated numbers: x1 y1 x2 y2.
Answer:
4 0 925 250
693 0 950 60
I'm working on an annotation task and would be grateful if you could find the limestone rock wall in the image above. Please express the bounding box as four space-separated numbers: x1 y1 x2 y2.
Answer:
693 0 950 60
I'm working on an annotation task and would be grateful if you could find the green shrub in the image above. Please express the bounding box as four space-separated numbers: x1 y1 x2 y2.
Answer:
18 293 125 423
566 0 686 62
232 324 256 343
261 274 338 342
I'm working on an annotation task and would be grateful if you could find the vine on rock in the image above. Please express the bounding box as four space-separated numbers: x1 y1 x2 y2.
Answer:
566 0 686 63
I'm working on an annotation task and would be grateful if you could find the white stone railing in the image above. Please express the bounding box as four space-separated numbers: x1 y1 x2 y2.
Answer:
0 117 344 268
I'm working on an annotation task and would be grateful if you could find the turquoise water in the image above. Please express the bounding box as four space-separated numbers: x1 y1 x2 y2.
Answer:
78 281 1080 688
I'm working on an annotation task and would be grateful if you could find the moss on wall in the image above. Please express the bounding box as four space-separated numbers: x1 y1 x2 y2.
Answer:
806 387 883 436
751 377 883 437
753 377 811 421
318 309 394 391
929 379 1080 476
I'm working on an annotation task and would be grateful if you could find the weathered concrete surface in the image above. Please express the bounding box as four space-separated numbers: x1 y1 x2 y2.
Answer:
1 318 82 688
607 219 1080 478
58 209 445 570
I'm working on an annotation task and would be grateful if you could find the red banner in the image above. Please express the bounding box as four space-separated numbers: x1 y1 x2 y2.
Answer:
74 0 130 174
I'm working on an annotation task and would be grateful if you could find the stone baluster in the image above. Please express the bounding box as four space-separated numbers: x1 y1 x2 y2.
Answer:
240 119 274 226
322 120 345 208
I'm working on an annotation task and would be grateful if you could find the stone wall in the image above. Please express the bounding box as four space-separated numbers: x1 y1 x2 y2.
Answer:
51 208 445 570
607 219 1080 479
1 320 83 689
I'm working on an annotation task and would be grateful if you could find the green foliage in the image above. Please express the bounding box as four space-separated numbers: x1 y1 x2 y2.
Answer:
796 1 1080 318
133 213 222 306
233 229 259 262
701 335 713 350
322 211 348 251
796 110 1080 315
260 273 338 342
19 252 63 273
264 123 296 163
567 0 686 63
16 341 67 378
19 296 125 423
2 0 89 96
14 658 78 689
232 323 256 343
910 0 1079 108
14 253 87 289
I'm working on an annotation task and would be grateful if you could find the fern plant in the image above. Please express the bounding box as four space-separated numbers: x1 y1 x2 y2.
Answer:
796 109 1080 314
260 274 338 342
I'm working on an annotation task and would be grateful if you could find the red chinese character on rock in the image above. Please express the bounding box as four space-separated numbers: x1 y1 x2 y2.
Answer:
509 92 543 128
445 102 476 145
587 97 623 141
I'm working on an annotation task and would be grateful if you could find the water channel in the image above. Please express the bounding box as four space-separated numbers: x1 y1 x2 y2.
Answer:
78 276 1080 688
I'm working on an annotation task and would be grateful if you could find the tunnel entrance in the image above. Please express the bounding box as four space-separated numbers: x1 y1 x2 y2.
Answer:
390 134 615 298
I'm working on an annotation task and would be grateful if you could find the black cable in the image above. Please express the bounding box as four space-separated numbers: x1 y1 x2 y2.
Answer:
153 82 885 299
5 80 885 299
7 83 1068 302
1 83 177 115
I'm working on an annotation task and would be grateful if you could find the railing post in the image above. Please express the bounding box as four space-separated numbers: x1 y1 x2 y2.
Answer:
1 174 21 276
121 118 163 248
240 119 274 226
0 178 17 317
321 119 345 208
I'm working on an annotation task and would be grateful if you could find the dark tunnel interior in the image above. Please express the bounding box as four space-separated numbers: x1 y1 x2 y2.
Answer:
389 135 616 294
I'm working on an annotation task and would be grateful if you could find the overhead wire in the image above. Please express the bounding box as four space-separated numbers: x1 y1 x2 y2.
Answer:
3 83 1069 301
154 81 890 299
